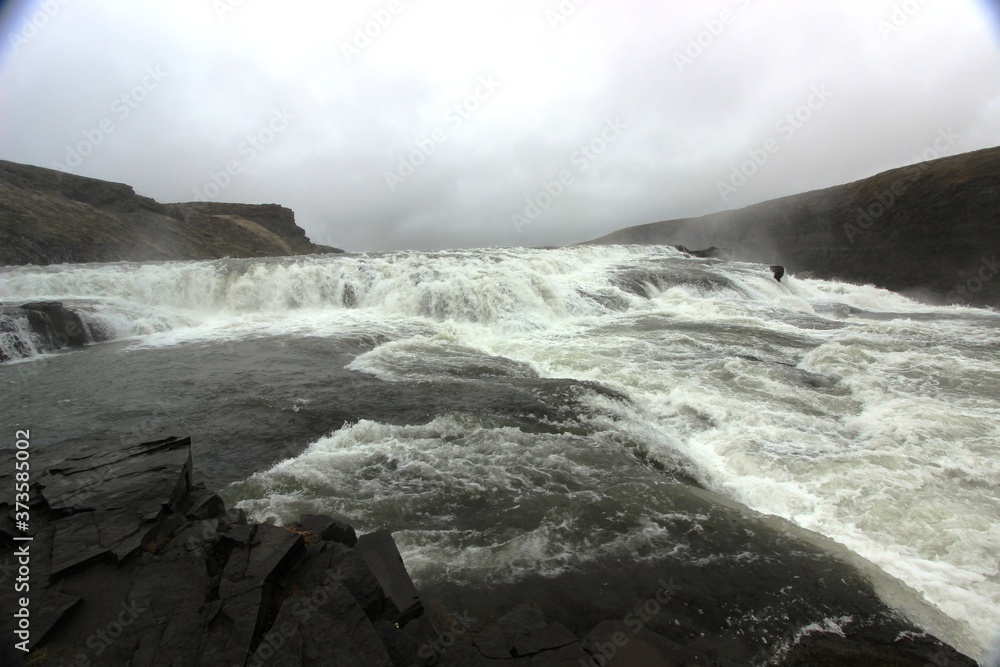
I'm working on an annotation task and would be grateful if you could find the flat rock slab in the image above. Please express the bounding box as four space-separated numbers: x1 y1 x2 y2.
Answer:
0 437 423 666
356 529 424 626
34 435 193 515
50 510 116 576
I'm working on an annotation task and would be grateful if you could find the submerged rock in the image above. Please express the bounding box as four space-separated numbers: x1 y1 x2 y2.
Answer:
675 245 731 259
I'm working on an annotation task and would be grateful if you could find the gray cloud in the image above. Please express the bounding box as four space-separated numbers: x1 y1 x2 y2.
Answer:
1 0 998 251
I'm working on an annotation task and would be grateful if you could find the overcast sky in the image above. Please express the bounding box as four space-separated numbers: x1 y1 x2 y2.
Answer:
1 1 998 251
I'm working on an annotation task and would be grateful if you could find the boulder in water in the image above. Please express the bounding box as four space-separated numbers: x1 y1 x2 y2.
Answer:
0 301 101 362
675 245 731 259
20 301 90 348
0 301 95 362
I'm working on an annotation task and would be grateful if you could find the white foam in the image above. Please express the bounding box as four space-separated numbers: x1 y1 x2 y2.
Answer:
985 627 1000 667
0 309 39 361
224 414 701 585
7 245 999 660
764 616 855 665
430 254 1000 659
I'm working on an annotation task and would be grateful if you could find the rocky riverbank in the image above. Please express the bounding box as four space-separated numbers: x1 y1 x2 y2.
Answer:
0 432 980 666
586 145 1000 309
0 160 341 266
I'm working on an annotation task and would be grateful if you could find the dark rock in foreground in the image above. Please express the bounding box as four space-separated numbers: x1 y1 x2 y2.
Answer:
0 436 420 666
0 159 343 266
0 436 980 666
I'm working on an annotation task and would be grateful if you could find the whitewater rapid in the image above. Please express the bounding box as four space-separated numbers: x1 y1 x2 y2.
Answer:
2 245 998 661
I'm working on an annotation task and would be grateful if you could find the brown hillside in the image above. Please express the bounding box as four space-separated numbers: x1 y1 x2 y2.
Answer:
0 160 343 265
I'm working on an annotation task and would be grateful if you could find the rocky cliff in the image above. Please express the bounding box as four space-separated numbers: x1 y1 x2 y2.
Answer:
0 160 342 265
586 146 1000 308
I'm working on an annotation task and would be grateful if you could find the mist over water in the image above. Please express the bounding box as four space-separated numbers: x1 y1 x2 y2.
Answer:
2 245 998 662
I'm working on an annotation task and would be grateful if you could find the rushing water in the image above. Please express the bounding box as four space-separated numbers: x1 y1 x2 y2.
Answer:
2 245 998 662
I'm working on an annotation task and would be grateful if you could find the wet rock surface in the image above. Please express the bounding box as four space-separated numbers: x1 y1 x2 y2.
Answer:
0 302 106 362
0 436 980 666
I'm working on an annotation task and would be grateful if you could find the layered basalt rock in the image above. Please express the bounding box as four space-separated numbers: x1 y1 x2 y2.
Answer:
0 159 343 266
